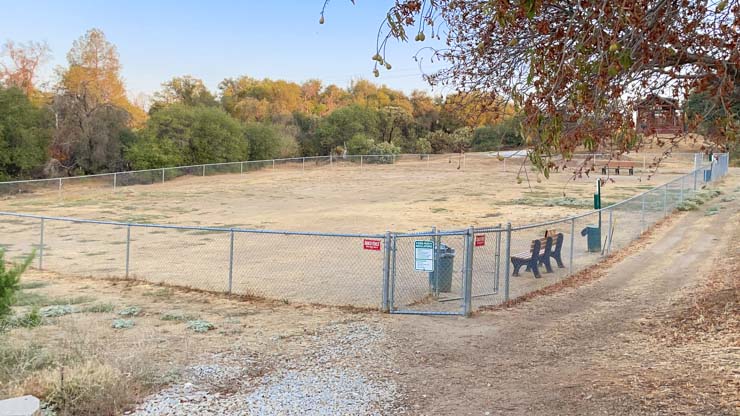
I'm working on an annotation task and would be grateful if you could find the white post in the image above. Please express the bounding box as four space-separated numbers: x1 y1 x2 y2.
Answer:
360 155 363 170
302 157 305 174
240 162 244 175
272 160 275 171
161 168 165 183
113 173 117 191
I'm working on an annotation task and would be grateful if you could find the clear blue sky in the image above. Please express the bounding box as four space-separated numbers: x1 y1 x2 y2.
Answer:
1 0 448 99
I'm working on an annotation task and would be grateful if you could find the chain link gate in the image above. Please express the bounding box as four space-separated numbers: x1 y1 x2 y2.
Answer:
386 229 473 315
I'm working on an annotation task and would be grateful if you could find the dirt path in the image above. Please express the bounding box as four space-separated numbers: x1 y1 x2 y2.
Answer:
386 178 739 415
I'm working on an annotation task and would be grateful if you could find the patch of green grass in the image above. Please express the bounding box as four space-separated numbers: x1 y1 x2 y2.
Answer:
1 308 44 330
81 303 115 313
160 311 198 321
677 200 700 211
18 281 49 290
430 208 448 213
83 251 108 257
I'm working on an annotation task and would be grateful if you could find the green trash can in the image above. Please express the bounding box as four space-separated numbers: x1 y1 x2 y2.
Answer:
581 225 601 252
430 244 455 293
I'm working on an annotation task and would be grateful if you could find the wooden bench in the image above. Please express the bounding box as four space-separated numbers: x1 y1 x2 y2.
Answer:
598 160 635 175
511 230 566 278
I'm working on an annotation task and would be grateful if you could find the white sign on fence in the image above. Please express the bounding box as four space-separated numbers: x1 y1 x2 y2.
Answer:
414 240 435 272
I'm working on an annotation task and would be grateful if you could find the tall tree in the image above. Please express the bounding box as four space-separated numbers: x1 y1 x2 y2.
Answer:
0 87 52 179
59 28 145 126
0 40 51 98
150 75 217 112
372 0 738 172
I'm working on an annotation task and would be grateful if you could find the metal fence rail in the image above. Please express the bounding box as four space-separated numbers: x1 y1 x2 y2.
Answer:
0 153 730 314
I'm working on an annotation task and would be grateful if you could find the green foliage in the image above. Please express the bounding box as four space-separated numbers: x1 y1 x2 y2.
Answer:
39 305 74 318
186 319 214 333
347 133 375 154
160 311 198 321
415 137 432 154
117 306 141 316
316 105 380 154
131 104 248 167
471 117 524 151
244 122 297 160
111 318 134 329
0 87 51 180
0 250 35 317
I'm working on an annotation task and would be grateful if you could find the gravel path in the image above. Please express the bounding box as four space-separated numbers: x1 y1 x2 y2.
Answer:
129 321 398 415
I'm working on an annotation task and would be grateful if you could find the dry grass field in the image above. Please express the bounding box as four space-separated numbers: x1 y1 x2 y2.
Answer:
0 153 698 309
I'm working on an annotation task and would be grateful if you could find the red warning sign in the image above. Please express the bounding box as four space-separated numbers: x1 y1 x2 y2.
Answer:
475 234 486 247
363 239 382 251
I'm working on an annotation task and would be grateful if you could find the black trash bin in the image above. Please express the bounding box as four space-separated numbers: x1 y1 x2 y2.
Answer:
429 244 455 293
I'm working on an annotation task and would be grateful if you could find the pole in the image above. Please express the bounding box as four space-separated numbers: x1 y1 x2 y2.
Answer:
641 193 646 233
113 173 117 191
390 234 397 310
240 162 244 175
382 231 391 312
663 185 668 217
431 226 438 296
38 218 44 270
330 154 333 168
161 168 165 184
360 155 363 170
228 230 234 294
569 218 575 275
125 224 131 278
302 157 305 174
605 209 613 255
494 224 501 293
503 223 512 302
463 227 474 316
58 178 62 195
202 165 206 176
679 175 684 204
272 160 275 171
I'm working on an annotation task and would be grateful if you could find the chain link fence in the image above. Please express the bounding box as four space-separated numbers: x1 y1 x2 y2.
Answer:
0 153 730 314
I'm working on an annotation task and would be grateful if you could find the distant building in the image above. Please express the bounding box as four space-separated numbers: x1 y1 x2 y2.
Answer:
635 95 685 135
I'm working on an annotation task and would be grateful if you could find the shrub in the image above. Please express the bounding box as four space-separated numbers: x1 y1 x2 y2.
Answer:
39 305 74 318
0 250 35 317
81 303 114 313
25 361 147 416
117 306 141 316
111 319 135 329
160 311 198 321
186 320 214 333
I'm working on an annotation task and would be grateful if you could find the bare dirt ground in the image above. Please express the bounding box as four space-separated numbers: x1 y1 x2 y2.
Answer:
3 170 736 415
386 172 739 415
0 153 694 233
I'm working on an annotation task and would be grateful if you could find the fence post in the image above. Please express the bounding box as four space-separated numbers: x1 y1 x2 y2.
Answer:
494 224 501 293
606 208 614 254
272 160 275 171
431 226 438 297
390 233 397 310
202 165 206 176
693 168 698 191
569 217 575 275
360 155 363 170
58 178 62 195
161 168 165 184
302 157 305 174
679 175 684 204
125 224 131 278
382 231 391 312
240 162 244 175
663 185 668 217
113 173 117 191
38 218 44 270
228 229 234 294
462 227 474 316
503 222 512 302
330 154 333 168
641 193 646 232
